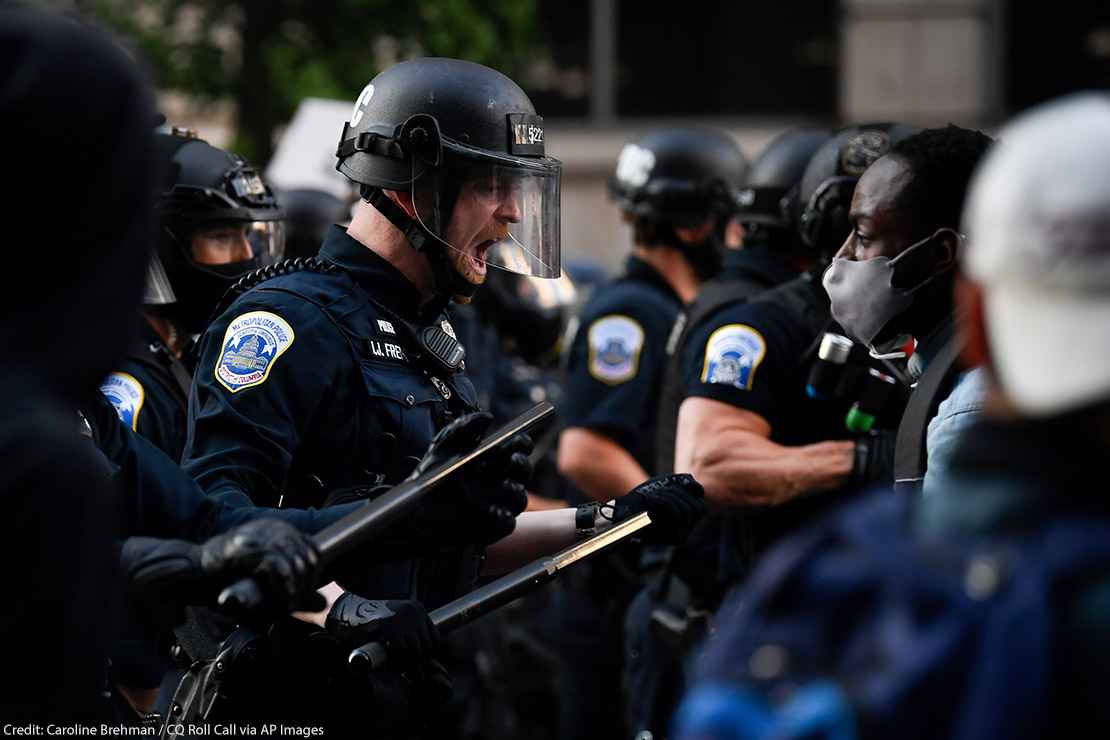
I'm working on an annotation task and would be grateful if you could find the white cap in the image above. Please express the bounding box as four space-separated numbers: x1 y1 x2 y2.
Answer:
962 93 1110 416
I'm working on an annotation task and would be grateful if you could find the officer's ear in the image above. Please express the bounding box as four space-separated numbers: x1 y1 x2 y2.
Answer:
955 273 990 370
383 188 420 220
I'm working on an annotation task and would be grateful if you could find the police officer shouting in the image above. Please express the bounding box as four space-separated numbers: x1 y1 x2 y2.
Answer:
101 130 286 461
183 58 555 589
182 59 705 729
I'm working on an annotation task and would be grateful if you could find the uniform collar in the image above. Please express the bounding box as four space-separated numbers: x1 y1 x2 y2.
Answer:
319 225 424 321
623 255 681 304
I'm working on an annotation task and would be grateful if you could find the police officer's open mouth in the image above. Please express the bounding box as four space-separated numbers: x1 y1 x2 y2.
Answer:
472 240 495 273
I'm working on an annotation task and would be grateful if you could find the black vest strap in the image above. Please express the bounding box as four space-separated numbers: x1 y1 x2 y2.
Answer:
893 337 964 494
653 274 776 475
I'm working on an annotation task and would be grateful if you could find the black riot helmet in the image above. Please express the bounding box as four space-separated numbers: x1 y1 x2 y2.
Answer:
796 122 918 262
147 130 285 333
608 127 749 279
335 58 562 300
735 128 832 238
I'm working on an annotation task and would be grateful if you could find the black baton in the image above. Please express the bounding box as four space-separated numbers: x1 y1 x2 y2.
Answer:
348 511 653 672
217 402 556 612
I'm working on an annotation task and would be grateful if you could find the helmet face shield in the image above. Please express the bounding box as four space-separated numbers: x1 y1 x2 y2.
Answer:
410 143 561 280
187 219 285 272
246 220 286 263
143 253 177 305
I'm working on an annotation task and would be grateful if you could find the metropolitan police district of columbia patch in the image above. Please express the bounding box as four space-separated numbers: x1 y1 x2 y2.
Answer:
588 315 644 385
216 311 296 393
101 372 145 431
701 324 767 391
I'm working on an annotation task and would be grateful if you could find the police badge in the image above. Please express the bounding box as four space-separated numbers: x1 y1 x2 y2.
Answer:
215 311 296 393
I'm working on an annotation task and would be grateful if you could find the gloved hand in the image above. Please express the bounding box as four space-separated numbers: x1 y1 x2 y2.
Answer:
608 474 707 545
412 412 531 546
325 593 439 661
122 518 326 623
850 429 897 488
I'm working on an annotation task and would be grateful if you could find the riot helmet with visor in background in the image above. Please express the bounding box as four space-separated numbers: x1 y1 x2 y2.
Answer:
146 129 285 333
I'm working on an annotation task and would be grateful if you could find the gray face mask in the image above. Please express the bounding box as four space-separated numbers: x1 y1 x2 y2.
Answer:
822 229 957 356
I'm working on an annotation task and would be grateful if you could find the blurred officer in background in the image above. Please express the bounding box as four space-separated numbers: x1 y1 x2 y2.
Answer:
558 127 749 500
626 127 830 737
100 130 285 461
555 127 748 740
656 127 832 477
674 92 1110 740
822 125 994 494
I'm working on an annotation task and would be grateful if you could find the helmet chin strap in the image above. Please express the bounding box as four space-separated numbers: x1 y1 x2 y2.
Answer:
364 187 479 301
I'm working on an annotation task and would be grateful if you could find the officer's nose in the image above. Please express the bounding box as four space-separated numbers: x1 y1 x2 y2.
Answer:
233 230 255 261
495 189 522 224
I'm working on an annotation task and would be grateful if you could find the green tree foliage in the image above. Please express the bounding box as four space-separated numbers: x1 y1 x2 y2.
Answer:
55 0 540 164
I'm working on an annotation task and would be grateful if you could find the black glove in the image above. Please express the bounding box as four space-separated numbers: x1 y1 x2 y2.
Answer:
412 412 531 546
324 592 439 661
608 474 707 545
122 518 326 623
851 429 897 488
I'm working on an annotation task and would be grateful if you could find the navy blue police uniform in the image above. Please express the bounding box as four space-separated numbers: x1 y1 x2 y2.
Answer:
562 255 682 473
556 254 683 740
623 242 802 736
101 322 192 462
676 272 854 585
183 225 480 605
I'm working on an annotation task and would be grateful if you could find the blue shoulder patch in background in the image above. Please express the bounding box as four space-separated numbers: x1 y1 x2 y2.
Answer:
587 314 645 385
701 324 767 390
100 372 145 431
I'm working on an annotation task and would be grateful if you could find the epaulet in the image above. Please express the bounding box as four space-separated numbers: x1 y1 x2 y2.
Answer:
209 257 343 325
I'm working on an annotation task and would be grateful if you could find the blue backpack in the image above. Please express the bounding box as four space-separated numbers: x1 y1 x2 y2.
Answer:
672 489 1110 740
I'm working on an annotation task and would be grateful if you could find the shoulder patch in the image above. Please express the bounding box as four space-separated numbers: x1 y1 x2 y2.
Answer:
587 314 645 385
215 311 296 393
100 372 145 431
700 324 767 390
